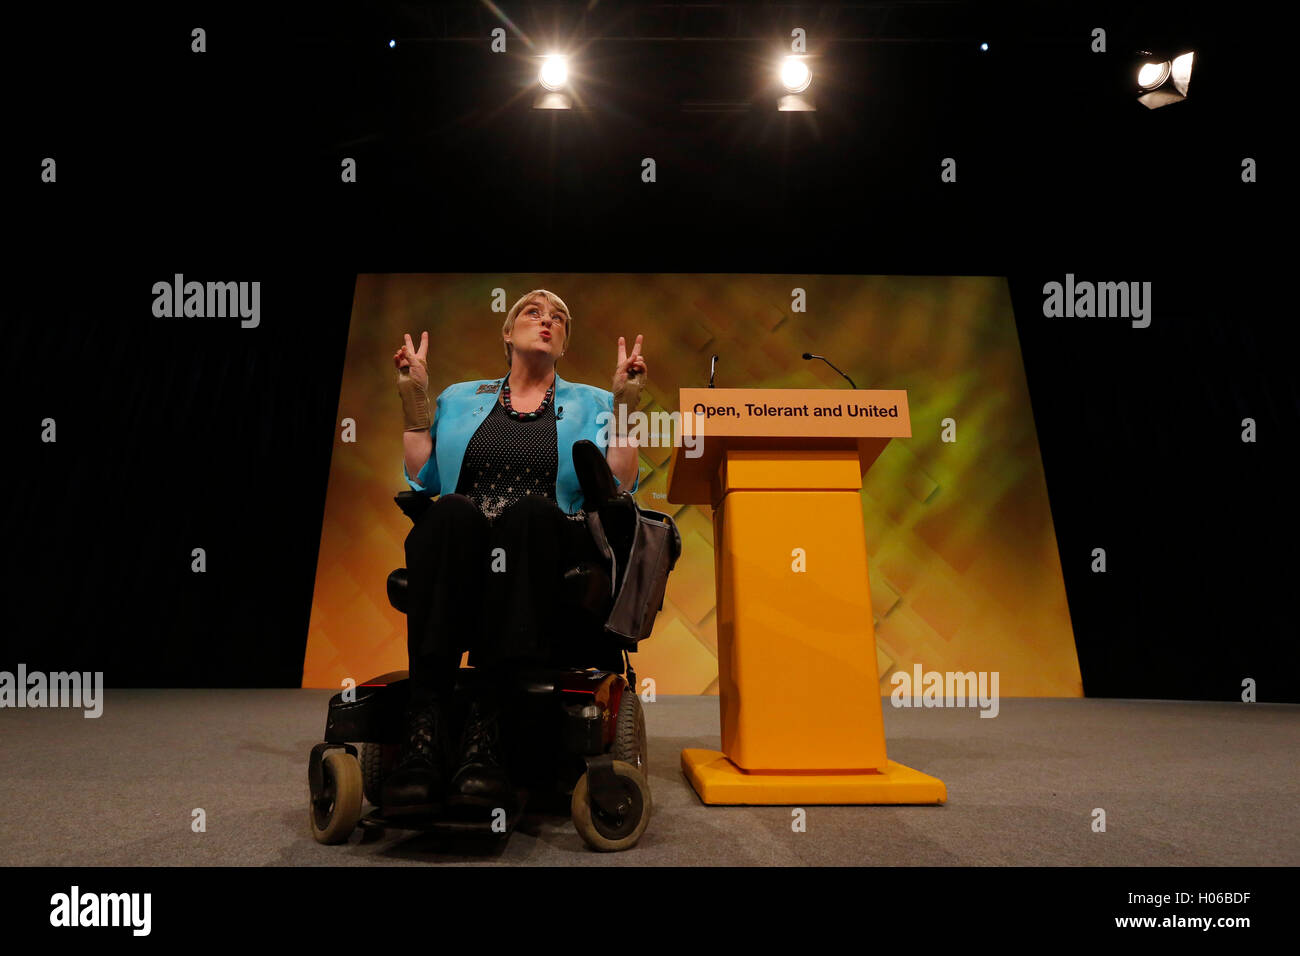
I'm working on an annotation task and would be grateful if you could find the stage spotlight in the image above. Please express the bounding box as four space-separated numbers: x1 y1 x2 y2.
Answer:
1137 58 1170 89
534 54 573 110
539 55 568 91
388 39 396 49
1135 49 1194 109
780 56 812 94
980 42 988 52
777 55 815 111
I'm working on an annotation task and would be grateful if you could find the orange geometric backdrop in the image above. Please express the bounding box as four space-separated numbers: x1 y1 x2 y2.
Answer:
301 274 1082 696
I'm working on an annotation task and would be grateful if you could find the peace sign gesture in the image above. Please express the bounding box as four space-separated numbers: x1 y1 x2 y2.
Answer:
613 334 647 406
394 331 429 392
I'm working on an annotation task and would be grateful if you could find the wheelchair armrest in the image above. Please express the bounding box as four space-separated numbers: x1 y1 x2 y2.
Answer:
588 495 637 579
572 439 621 511
394 490 433 525
386 568 410 614
572 439 640 571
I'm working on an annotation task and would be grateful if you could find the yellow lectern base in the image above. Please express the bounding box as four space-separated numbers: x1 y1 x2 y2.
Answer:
681 749 947 805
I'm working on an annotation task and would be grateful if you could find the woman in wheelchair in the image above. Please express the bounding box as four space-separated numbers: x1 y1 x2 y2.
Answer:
387 289 647 816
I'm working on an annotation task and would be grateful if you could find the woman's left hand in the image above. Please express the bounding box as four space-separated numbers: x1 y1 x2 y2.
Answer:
613 334 648 407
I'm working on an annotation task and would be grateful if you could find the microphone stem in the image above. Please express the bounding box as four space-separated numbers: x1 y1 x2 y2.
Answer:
815 355 856 389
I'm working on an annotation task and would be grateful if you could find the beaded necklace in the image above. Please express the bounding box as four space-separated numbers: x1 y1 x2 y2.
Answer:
500 374 556 421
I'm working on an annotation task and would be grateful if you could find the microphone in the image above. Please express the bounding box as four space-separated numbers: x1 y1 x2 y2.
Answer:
708 354 719 388
555 405 564 421
802 352 857 389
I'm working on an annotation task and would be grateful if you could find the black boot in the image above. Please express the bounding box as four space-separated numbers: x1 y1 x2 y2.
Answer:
448 691 515 811
381 696 451 816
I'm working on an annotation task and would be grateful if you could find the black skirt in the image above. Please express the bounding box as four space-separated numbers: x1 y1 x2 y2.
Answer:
402 492 620 692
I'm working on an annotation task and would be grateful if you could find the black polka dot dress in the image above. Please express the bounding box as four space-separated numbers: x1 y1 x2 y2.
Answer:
455 396 585 524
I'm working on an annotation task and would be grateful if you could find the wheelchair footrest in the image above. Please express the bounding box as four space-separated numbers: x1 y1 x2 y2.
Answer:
361 793 528 834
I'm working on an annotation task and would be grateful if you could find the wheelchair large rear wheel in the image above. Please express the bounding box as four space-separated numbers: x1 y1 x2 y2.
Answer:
309 751 363 845
571 760 650 851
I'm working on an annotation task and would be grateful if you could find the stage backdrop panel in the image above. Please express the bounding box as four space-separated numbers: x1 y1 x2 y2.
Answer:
302 274 1081 697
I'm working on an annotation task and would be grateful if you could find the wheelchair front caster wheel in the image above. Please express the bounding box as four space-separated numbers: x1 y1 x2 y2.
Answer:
571 760 651 852
309 750 363 845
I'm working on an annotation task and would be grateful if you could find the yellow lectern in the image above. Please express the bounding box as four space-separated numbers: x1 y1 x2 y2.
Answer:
667 387 946 805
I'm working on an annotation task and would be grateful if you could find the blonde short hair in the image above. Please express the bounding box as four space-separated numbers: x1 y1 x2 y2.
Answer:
503 289 572 368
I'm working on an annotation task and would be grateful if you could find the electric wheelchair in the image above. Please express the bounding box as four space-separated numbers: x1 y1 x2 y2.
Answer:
308 440 681 852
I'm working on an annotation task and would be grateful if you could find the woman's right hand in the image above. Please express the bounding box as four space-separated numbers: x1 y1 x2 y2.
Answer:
394 332 430 391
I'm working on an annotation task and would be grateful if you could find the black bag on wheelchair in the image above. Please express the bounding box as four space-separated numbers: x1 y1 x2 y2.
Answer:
571 440 683 649
587 500 682 647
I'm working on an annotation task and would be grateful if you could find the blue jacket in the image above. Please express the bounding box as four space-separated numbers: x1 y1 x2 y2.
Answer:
402 372 639 514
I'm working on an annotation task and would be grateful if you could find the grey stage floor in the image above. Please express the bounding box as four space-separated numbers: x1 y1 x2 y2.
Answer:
1 692 1296 866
